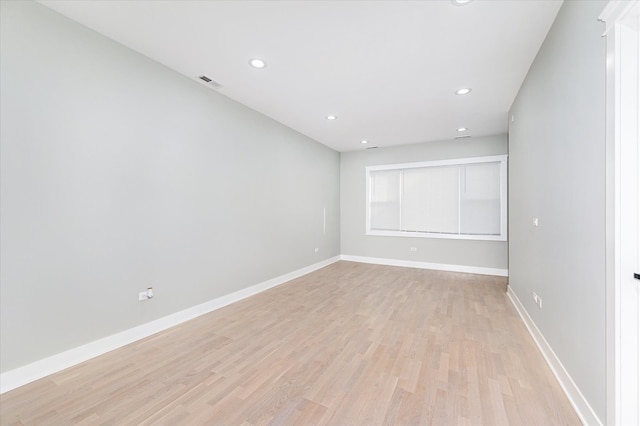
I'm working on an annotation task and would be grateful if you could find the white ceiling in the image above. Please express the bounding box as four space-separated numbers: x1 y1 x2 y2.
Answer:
38 0 562 152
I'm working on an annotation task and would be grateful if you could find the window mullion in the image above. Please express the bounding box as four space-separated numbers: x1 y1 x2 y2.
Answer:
458 166 462 235
399 169 404 231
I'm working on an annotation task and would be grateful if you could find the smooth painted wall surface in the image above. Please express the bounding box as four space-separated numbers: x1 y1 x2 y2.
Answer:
341 135 508 270
508 0 606 421
0 1 340 373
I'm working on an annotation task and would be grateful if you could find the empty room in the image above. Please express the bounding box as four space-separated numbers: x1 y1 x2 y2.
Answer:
1 0 638 425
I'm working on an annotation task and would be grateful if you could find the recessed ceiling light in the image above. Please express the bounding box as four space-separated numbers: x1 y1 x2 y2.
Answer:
361 140 368 144
457 127 468 132
455 88 472 95
451 0 474 5
249 58 267 69
326 115 337 120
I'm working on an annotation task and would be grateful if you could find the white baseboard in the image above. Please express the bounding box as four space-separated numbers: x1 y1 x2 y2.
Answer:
340 254 508 277
506 285 603 426
0 256 341 394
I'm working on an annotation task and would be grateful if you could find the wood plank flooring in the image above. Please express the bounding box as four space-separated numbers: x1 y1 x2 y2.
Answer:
0 261 580 425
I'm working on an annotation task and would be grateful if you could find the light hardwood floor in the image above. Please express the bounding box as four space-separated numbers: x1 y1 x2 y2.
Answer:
0 261 580 425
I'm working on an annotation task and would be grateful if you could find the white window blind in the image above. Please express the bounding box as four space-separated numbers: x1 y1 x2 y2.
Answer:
369 169 401 231
366 155 507 241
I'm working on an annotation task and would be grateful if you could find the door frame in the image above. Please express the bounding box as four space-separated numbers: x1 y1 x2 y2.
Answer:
601 1 640 424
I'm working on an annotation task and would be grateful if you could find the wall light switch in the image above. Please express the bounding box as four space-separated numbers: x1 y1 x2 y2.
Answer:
139 287 153 301
533 217 539 227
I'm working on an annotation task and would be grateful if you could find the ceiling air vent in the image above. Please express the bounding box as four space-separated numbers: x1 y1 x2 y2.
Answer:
365 146 379 150
198 75 223 89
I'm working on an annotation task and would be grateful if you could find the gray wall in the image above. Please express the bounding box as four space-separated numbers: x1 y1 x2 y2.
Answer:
508 0 606 421
341 135 508 270
0 1 340 373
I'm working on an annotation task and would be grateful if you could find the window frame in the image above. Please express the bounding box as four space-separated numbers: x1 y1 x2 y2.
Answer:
365 155 508 241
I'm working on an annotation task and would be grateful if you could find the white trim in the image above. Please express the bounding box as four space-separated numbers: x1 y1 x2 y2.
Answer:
0 256 341 394
601 1 640 424
340 254 508 277
367 229 506 241
506 285 603 426
599 0 637 35
365 154 508 172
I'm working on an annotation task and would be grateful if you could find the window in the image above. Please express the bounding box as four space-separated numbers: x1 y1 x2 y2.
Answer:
366 155 507 241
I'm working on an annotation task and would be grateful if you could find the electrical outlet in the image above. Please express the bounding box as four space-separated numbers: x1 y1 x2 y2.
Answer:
314 247 319 253
410 247 418 252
